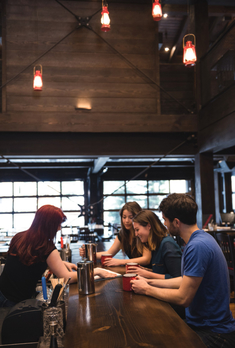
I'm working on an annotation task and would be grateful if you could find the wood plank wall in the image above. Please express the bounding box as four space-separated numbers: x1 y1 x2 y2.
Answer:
198 22 235 152
160 64 195 115
0 0 197 133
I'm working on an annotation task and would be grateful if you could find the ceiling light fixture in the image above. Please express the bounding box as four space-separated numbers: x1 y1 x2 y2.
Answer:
152 0 162 22
101 2 111 32
33 65 43 91
183 34 197 67
164 47 170 52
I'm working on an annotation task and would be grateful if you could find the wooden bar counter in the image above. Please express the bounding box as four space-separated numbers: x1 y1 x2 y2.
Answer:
64 265 206 348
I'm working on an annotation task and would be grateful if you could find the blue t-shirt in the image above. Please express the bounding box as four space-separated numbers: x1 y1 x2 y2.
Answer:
182 230 235 333
152 236 182 279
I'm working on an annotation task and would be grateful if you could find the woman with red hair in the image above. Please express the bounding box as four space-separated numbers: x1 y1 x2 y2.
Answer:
0 205 77 307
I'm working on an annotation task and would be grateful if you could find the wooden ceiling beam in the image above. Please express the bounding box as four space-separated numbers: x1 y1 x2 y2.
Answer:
208 6 235 16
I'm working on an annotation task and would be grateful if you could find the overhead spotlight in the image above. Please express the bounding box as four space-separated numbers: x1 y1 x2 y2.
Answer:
164 47 170 52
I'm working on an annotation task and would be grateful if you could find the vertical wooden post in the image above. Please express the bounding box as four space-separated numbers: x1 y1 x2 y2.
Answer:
214 171 221 224
89 173 103 225
195 152 215 228
225 172 232 213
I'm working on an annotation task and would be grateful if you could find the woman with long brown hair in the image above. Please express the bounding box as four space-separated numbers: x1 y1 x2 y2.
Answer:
80 202 151 266
127 210 182 279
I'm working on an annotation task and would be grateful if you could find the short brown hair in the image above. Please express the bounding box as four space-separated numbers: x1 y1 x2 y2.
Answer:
159 193 197 225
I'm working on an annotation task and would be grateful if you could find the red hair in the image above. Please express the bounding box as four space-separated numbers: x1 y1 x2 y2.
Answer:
9 205 66 265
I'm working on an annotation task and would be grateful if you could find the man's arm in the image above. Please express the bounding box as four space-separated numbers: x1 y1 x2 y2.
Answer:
146 276 182 289
131 275 202 307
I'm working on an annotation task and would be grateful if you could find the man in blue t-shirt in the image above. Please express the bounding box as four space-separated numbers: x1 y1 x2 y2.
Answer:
131 193 235 348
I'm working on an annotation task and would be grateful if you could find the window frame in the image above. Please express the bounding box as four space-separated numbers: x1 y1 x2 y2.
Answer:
0 180 85 234
102 179 190 226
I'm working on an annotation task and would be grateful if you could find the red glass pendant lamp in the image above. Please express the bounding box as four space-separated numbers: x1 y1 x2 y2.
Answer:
183 34 197 67
152 0 162 22
101 2 110 32
33 65 43 91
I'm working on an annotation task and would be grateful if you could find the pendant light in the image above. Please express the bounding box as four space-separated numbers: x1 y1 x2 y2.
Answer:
33 65 43 91
101 2 110 32
152 0 162 22
183 34 197 67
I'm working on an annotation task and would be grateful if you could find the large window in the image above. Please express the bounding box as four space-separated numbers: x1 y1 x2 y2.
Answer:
0 181 85 235
103 179 190 226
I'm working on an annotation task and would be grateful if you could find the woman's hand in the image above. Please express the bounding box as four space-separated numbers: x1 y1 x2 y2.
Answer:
94 269 117 279
103 258 123 267
79 245 85 257
126 266 152 278
63 261 77 272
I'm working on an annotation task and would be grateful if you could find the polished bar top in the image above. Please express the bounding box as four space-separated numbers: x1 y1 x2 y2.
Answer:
64 264 206 348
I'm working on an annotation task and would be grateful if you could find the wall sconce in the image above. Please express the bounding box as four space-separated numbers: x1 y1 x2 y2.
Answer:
101 2 110 32
33 65 43 91
183 34 197 67
152 0 162 22
75 107 92 111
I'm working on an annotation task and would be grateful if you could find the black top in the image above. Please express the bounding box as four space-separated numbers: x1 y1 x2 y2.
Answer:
0 244 56 303
117 231 141 259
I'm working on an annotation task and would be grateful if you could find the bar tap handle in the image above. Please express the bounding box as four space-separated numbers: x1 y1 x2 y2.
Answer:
49 284 62 307
42 276 48 301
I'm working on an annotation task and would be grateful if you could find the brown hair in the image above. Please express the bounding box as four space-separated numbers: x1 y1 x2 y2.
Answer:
159 193 197 225
9 205 66 265
119 201 142 255
133 210 167 253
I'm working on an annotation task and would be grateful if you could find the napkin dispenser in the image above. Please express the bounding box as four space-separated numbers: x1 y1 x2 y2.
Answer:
1 299 43 344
